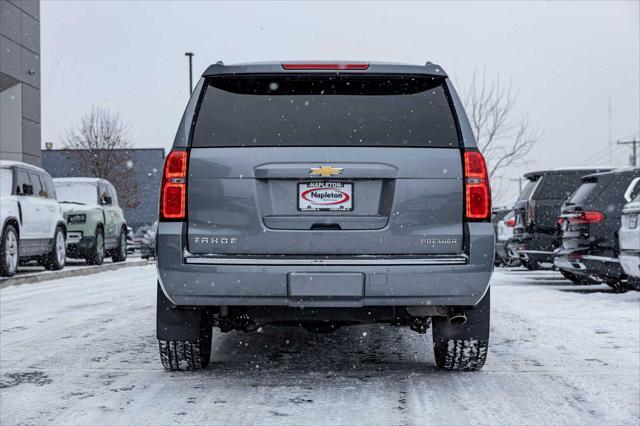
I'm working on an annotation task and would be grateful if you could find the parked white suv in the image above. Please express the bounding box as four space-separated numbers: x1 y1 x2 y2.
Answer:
620 193 640 290
0 161 67 277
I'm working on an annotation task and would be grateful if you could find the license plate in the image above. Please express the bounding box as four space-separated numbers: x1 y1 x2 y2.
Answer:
298 182 353 211
630 214 638 229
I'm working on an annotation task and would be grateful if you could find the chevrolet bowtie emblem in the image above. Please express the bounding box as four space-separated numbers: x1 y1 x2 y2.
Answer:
309 165 343 177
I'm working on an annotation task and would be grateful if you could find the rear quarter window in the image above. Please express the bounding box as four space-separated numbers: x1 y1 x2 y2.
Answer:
192 75 459 148
43 176 56 199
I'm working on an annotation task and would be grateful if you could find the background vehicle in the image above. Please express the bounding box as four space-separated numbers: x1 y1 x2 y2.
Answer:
156 61 494 372
53 178 128 265
129 224 151 254
140 221 157 260
493 208 518 267
555 168 640 290
619 193 640 290
0 161 67 277
126 226 135 254
508 168 610 270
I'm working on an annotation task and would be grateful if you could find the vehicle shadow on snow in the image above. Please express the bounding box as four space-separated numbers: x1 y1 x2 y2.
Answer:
558 287 629 294
498 268 638 295
204 325 441 379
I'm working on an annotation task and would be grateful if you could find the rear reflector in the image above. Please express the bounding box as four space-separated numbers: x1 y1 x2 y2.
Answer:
281 63 369 70
464 151 491 221
160 150 188 221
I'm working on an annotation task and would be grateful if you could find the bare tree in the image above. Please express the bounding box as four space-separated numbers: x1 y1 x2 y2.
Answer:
463 70 542 183
63 106 139 208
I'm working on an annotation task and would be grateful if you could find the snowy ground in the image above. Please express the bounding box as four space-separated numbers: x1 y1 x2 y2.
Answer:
1 265 638 425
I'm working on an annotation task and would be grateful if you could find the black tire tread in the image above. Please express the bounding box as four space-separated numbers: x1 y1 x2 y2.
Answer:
560 269 599 285
0 225 18 277
86 228 104 265
159 340 206 371
433 338 488 371
42 226 65 271
111 230 127 263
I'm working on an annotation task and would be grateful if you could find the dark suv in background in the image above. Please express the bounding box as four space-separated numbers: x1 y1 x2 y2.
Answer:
156 61 494 372
508 168 610 270
555 167 640 289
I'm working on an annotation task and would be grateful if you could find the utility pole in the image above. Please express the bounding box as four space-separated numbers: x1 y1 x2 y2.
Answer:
185 52 194 94
617 139 639 166
509 177 523 193
608 97 612 164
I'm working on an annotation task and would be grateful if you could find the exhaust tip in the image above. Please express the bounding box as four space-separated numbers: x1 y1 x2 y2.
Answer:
449 313 467 326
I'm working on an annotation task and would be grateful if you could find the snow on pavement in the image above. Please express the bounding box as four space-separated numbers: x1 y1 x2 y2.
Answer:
0 265 638 425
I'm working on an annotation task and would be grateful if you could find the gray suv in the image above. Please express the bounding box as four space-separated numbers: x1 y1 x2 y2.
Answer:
156 61 494 371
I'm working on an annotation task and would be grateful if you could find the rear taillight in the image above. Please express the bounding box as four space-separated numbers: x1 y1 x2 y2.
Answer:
464 151 491 221
505 218 516 227
527 200 536 225
160 150 188 221
567 211 605 224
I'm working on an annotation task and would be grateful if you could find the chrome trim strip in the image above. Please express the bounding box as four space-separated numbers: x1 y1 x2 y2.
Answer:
518 250 554 255
582 255 619 263
184 255 468 266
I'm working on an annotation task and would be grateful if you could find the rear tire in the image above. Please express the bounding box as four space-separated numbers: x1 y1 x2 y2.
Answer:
159 338 212 371
0 225 19 277
111 230 127 263
560 269 599 285
522 260 553 271
624 277 640 291
157 284 213 371
41 226 66 271
605 277 627 293
87 228 105 265
432 289 490 371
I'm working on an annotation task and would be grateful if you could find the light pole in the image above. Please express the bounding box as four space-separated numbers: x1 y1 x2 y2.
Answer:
185 52 194 94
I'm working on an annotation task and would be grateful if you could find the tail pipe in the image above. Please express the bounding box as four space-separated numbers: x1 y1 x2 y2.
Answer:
448 308 467 326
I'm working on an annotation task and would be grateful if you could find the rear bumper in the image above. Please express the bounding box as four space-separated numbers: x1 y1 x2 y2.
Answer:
508 233 557 264
554 249 623 280
157 222 494 307
620 251 640 279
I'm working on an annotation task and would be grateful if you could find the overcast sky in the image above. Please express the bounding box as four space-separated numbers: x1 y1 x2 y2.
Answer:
41 1 639 203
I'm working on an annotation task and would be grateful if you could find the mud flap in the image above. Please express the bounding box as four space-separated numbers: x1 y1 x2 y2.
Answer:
156 282 207 341
432 288 490 341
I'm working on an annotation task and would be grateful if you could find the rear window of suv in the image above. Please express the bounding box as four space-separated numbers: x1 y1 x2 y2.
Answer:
568 180 598 204
534 173 587 200
516 179 538 201
192 75 459 148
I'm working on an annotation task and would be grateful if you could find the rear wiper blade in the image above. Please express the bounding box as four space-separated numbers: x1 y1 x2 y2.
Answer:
60 201 86 205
